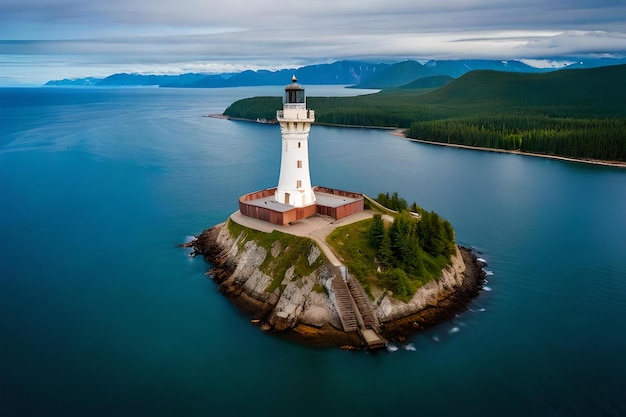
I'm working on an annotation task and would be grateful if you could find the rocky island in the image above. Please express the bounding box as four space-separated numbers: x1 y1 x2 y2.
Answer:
185 77 485 349
185 204 485 349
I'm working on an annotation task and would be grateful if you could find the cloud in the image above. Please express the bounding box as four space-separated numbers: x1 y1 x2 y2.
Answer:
1 0 625 84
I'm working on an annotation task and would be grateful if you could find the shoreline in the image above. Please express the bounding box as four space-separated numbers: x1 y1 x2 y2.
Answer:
378 247 485 341
390 129 626 169
208 114 625 169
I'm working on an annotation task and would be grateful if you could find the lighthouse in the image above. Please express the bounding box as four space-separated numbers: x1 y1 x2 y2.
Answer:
274 76 316 208
237 77 364 225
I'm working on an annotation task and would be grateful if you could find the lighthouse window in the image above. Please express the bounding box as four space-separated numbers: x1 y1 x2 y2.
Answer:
298 142 301 148
297 160 302 168
296 180 302 188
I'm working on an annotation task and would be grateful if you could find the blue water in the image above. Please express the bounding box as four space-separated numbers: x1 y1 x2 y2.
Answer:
1 86 625 417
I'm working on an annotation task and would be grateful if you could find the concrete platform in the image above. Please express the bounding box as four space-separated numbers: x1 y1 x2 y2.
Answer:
360 329 387 349
242 195 293 212
313 191 361 208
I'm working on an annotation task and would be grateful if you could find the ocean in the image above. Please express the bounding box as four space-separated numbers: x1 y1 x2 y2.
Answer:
1 86 625 416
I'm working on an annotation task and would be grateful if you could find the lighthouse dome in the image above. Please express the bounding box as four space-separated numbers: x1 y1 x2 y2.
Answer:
284 76 305 104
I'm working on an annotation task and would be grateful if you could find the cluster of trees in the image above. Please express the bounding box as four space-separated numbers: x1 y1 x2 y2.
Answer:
224 96 282 121
366 195 456 300
308 94 441 128
408 115 626 160
374 192 409 211
312 107 415 128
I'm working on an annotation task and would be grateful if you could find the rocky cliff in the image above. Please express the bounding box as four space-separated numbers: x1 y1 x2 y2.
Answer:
190 219 484 347
192 221 344 332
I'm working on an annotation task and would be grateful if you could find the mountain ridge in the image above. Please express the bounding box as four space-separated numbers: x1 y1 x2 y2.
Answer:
43 57 626 88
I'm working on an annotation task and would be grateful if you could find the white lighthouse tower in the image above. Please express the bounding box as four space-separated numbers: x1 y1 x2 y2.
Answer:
274 76 316 208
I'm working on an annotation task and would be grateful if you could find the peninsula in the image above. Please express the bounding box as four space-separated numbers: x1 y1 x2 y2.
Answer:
223 64 626 166
187 77 485 349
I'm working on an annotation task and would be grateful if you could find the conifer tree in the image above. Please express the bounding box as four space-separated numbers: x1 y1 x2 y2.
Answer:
368 214 385 249
377 231 393 270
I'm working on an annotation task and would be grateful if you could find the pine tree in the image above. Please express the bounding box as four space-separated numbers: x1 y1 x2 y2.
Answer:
377 231 393 269
368 214 385 249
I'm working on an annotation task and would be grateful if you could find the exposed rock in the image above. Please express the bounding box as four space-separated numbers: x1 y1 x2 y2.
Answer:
308 245 321 265
271 241 282 257
377 246 466 322
194 221 343 334
192 221 484 348
378 248 485 341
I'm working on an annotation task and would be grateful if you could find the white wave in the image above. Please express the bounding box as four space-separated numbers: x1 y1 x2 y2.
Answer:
478 307 487 312
483 286 492 292
477 257 487 266
386 343 398 352
484 270 494 276
404 343 416 351
432 336 440 343
182 236 197 260
448 326 460 334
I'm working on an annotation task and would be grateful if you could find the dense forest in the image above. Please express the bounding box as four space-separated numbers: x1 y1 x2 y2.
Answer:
223 64 626 162
327 193 456 301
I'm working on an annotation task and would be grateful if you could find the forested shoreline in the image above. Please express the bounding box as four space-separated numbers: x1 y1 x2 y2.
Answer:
223 64 626 163
407 116 626 162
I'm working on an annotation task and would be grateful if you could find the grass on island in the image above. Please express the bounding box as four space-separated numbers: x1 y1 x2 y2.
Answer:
326 218 380 296
326 218 440 303
226 219 327 294
327 192 456 302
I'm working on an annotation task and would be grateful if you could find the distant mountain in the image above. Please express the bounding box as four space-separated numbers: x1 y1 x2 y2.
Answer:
159 74 216 87
354 59 546 89
44 57 626 89
559 56 626 69
44 61 386 88
398 75 454 89
45 77 103 86
95 73 208 86
422 63 626 112
188 61 389 88
275 60 389 85
185 74 230 88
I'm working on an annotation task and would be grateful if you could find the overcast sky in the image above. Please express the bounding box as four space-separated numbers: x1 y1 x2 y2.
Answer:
1 0 626 85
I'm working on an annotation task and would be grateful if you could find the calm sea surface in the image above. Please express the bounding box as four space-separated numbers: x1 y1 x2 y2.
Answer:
1 86 625 416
